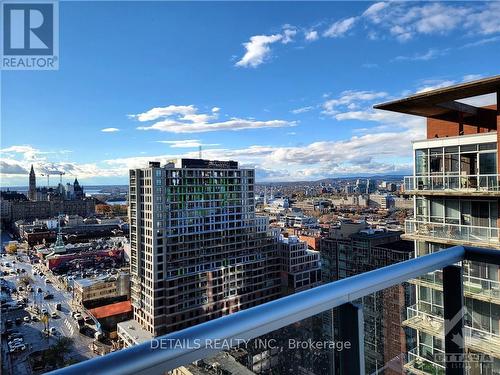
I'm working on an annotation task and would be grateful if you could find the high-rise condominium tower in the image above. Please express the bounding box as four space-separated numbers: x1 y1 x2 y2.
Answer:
122 159 320 343
376 76 500 375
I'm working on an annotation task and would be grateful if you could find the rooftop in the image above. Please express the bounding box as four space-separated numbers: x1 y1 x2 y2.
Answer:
375 240 415 253
89 300 132 319
117 319 153 345
374 75 500 128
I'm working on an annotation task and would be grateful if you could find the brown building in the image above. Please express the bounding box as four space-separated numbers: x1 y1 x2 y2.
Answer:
8 198 95 222
320 225 414 374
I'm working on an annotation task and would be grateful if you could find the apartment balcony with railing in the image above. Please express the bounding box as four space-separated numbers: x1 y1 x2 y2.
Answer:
404 219 499 247
404 304 500 360
404 174 500 196
410 273 500 305
465 326 500 359
403 304 444 337
404 347 445 375
47 245 500 375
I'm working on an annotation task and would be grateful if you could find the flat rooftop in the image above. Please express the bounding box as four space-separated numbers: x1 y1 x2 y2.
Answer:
374 75 500 128
117 319 153 344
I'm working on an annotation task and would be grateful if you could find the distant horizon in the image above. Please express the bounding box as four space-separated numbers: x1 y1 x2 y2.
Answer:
0 173 406 190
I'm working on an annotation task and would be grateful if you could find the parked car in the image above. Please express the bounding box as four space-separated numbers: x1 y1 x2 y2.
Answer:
43 293 54 300
8 338 23 346
5 320 13 327
9 343 26 353
73 312 82 320
23 316 30 322
15 318 21 325
84 316 93 324
37 287 42 293
41 308 48 315
51 312 58 318
49 327 57 335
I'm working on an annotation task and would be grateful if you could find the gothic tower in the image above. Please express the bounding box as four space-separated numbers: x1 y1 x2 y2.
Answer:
28 165 36 201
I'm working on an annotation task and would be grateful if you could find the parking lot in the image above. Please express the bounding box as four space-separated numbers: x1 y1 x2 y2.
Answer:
1 251 96 374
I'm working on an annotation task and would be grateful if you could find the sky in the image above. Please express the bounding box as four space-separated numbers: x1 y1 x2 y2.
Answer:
1 1 500 186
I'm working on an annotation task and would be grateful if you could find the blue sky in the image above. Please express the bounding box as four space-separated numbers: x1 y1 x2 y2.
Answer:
1 1 500 186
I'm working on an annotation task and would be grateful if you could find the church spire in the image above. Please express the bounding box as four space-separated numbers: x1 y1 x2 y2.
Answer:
28 164 36 201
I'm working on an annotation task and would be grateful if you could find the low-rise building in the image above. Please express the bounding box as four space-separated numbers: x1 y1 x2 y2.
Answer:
73 271 130 308
89 300 133 339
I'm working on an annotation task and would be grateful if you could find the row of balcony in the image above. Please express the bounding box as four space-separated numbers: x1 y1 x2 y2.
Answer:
404 220 499 246
410 274 500 305
404 174 500 195
403 305 500 359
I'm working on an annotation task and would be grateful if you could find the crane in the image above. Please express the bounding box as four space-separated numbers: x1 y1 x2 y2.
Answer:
55 171 66 184
40 173 50 188
40 171 66 188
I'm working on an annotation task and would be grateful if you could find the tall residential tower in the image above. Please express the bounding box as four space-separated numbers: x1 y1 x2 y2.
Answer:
119 159 320 344
376 76 500 375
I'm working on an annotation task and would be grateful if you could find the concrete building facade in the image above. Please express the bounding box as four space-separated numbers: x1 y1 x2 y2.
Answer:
376 76 500 374
122 159 321 345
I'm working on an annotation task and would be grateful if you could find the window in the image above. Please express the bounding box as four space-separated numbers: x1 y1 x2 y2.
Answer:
479 152 497 174
430 148 443 174
415 149 428 175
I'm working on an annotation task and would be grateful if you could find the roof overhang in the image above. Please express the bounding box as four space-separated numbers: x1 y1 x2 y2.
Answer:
374 75 500 129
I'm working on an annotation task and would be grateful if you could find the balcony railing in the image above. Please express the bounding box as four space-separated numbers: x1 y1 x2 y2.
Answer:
404 174 500 193
411 273 500 304
464 326 500 358
404 304 444 337
405 347 445 375
405 219 499 245
47 246 500 375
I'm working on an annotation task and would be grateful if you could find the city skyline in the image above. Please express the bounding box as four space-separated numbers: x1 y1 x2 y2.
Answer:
2 1 500 186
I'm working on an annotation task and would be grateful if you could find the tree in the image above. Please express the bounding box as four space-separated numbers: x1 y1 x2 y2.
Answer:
44 337 73 368
6 243 17 254
19 275 33 286
95 204 112 215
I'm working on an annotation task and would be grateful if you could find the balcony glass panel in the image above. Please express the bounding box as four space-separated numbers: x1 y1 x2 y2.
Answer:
405 220 499 245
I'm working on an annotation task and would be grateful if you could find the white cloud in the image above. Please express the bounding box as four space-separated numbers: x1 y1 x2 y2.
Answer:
322 90 388 116
362 2 389 22
291 106 314 114
416 79 457 93
361 2 500 42
157 140 220 148
0 159 28 175
461 36 500 48
132 104 295 133
235 25 299 68
232 2 500 68
101 127 120 133
282 25 297 44
104 136 414 182
458 93 497 108
235 34 283 68
304 30 319 41
323 17 357 38
0 145 71 162
462 74 483 82
394 48 449 62
129 105 197 122
138 119 294 133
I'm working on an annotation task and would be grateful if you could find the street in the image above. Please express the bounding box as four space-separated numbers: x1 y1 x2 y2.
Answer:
1 249 96 374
